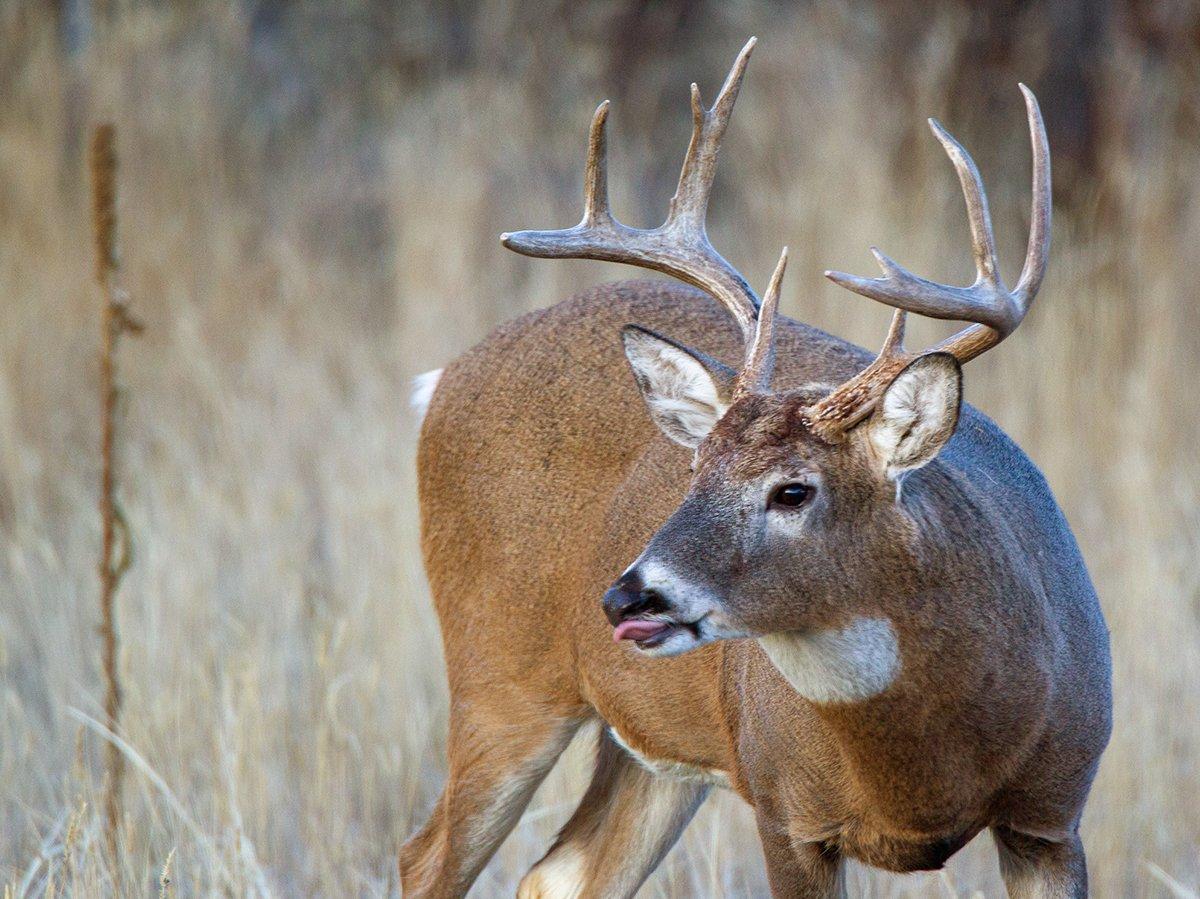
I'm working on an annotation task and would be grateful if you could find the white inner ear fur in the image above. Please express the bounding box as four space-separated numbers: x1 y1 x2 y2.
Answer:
868 354 961 481
623 330 728 449
758 617 901 704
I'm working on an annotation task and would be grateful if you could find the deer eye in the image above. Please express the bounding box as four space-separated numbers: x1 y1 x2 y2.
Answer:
771 482 813 508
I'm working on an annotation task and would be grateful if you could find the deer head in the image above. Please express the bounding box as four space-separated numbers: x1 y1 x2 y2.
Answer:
502 39 1049 679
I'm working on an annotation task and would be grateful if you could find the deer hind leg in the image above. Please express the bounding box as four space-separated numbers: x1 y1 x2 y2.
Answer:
992 826 1087 899
400 702 580 899
517 728 710 899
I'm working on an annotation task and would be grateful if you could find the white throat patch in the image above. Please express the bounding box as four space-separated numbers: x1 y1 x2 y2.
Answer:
758 617 901 704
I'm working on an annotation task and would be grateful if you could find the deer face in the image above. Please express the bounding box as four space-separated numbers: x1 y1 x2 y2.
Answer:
605 327 961 659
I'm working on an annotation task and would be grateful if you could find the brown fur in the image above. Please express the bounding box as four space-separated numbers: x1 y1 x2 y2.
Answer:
401 280 1112 897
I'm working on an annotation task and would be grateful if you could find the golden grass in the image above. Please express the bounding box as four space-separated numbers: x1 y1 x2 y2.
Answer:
0 3 1196 895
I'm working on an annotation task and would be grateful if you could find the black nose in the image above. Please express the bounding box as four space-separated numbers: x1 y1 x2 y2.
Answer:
602 570 670 626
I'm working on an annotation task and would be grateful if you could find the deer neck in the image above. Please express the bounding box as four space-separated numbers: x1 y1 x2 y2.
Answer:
756 601 1046 824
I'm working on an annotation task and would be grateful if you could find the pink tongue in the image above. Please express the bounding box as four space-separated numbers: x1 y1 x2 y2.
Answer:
613 619 672 643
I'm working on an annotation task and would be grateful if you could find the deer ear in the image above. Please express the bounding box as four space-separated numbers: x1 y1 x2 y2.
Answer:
867 353 962 479
622 325 736 449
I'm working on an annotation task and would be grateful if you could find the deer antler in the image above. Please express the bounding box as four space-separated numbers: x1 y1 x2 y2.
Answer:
807 84 1050 440
501 38 784 393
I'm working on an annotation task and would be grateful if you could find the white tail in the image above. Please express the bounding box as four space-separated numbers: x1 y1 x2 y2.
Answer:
409 369 442 425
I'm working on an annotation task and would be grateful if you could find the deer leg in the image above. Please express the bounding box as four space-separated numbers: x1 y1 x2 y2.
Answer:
754 814 845 899
517 728 709 899
400 704 580 899
993 826 1087 899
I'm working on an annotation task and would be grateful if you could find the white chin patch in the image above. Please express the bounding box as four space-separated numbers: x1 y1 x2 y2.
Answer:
757 617 901 704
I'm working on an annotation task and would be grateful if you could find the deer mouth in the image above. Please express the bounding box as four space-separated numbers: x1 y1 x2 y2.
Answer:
613 617 703 648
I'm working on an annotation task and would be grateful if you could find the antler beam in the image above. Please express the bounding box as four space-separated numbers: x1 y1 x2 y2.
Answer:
501 38 763 343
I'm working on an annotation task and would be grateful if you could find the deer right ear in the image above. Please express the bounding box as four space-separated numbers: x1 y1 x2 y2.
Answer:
622 326 736 449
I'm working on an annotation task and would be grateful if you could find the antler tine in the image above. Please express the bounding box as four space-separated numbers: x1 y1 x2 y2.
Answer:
501 39 761 342
737 247 788 398
1013 83 1051 305
927 116 1002 290
809 86 1052 440
879 308 908 357
582 101 612 226
668 37 756 230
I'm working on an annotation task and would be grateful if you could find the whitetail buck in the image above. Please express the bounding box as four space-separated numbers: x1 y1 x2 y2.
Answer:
400 39 1111 898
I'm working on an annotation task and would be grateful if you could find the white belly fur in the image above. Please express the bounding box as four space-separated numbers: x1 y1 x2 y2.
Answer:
607 726 732 789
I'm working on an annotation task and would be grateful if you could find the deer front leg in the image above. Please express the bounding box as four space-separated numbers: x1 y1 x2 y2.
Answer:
992 826 1087 899
754 814 845 899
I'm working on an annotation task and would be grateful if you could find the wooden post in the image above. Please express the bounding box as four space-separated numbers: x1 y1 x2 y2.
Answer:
89 123 141 863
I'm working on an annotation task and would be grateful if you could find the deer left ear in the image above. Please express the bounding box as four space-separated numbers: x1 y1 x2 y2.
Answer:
867 353 962 480
622 325 736 449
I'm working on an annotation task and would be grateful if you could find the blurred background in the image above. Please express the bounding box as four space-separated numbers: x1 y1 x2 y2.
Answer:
1 1 1198 895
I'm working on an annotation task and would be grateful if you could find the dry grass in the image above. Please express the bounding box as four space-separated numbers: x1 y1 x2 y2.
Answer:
0 2 1196 896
